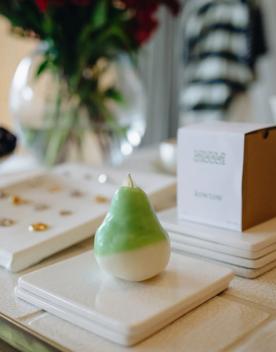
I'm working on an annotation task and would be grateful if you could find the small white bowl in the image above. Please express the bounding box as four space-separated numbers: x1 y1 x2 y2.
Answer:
158 139 177 175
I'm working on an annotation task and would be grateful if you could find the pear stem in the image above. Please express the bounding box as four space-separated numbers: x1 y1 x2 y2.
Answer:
127 173 135 188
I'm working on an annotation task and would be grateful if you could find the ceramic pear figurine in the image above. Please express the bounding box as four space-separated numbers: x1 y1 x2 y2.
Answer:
94 174 170 281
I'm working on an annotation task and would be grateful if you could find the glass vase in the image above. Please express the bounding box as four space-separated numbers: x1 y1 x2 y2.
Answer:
9 45 146 166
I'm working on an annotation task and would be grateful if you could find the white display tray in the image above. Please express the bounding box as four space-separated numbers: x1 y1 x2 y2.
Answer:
15 251 233 346
159 208 276 257
0 163 175 272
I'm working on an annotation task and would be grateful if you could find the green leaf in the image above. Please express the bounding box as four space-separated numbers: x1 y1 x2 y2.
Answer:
105 88 124 103
90 0 108 30
43 15 54 35
79 0 108 44
35 60 49 78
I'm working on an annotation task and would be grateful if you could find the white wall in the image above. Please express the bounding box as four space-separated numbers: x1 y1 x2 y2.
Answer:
0 19 35 129
249 0 276 124
139 7 181 145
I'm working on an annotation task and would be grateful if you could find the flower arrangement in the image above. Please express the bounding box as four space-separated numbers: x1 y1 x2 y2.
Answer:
0 0 180 164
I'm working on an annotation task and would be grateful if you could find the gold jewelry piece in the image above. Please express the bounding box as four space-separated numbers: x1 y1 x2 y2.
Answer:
34 204 49 211
11 195 29 205
0 218 15 227
59 210 73 216
70 190 83 197
48 185 61 192
95 195 109 204
0 191 8 199
28 223 49 232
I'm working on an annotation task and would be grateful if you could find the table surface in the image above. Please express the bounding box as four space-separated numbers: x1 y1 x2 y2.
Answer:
1 149 276 352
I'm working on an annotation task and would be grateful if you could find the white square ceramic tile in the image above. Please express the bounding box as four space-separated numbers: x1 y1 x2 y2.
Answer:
170 239 276 268
171 245 276 279
159 208 276 255
169 229 276 259
26 297 269 352
0 163 175 272
171 241 276 269
16 251 233 346
0 238 92 320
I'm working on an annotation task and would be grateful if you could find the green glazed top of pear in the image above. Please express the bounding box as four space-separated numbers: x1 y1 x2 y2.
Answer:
94 174 169 256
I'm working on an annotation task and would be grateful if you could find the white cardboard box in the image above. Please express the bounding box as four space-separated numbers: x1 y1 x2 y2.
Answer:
177 122 276 231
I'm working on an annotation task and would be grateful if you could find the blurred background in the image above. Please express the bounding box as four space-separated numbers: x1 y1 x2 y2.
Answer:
0 19 35 129
0 8 178 146
1 0 276 164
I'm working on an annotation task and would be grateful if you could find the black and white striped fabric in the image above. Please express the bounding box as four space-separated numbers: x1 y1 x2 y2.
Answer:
180 0 267 122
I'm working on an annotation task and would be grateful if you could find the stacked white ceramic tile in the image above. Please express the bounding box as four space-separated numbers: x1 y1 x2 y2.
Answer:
159 208 276 278
0 163 175 272
15 251 233 346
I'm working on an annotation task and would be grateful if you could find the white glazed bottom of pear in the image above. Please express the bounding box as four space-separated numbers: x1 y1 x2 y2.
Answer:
95 240 170 282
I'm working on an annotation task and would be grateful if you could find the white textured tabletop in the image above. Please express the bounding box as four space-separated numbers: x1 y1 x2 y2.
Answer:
1 149 276 351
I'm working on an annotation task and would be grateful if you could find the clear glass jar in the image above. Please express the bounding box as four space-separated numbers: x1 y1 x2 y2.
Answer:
10 44 146 166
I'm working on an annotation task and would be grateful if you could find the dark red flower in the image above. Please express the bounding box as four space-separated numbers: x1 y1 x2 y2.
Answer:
35 0 48 12
123 0 180 15
133 18 158 44
35 0 66 12
129 10 158 45
71 0 92 5
123 0 158 13
35 0 91 12
122 0 180 45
